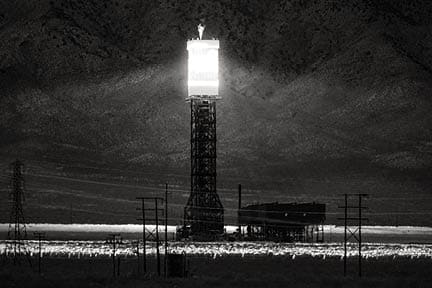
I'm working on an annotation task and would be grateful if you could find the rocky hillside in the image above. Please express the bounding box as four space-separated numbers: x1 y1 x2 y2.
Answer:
1 0 431 224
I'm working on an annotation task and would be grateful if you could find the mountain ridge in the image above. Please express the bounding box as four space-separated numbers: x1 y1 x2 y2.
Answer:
0 0 431 224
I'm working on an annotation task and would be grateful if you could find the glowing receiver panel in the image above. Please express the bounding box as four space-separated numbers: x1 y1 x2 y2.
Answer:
187 40 219 97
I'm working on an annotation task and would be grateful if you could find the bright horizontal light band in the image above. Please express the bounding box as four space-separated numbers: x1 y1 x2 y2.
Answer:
188 80 219 87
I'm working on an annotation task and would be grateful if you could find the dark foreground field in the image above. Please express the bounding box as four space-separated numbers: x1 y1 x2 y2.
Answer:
1 255 431 288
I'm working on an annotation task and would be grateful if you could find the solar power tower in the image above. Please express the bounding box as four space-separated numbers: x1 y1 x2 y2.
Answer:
183 26 224 239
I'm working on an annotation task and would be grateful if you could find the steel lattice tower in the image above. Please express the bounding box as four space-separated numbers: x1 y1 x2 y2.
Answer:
7 160 30 263
183 30 224 239
184 97 224 237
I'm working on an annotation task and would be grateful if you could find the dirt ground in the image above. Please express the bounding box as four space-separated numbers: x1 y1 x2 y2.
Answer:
1 255 431 288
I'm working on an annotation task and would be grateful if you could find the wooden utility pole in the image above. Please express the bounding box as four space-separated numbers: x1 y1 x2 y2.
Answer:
344 194 347 276
136 196 164 276
238 184 242 236
155 198 161 276
133 239 140 274
106 234 122 277
136 198 147 273
164 183 168 278
33 232 45 275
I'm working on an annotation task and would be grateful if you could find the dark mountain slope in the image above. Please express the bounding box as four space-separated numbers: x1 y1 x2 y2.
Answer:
0 0 431 224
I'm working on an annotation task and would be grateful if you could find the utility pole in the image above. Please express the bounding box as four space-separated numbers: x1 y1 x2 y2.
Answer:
238 184 242 236
133 239 140 274
164 183 168 278
33 232 46 275
136 197 147 273
154 198 161 276
338 193 368 277
136 197 164 276
344 194 347 276
358 194 363 277
106 234 122 277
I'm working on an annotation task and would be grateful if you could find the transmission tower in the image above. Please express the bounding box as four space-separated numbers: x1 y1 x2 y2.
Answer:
7 160 30 264
183 27 224 239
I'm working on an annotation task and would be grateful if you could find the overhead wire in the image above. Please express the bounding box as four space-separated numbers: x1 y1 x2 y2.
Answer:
2 171 432 225
17 172 432 200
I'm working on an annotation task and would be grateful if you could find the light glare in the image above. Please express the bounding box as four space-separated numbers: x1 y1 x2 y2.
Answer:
187 40 219 97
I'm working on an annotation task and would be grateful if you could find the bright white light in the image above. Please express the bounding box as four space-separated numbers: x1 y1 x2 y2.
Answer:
188 80 219 87
187 40 219 97
2 241 431 259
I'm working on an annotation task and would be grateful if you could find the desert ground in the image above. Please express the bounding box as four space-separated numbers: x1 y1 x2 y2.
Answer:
1 254 432 288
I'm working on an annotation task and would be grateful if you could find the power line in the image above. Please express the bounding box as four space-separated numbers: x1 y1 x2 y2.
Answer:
9 172 432 201
13 190 432 217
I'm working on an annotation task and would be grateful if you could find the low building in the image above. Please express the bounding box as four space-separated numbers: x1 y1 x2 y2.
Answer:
238 202 326 242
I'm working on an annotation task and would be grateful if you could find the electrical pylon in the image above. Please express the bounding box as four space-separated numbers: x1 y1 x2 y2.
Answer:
7 160 31 265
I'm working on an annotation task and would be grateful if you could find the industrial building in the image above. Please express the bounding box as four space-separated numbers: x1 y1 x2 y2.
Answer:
238 202 326 242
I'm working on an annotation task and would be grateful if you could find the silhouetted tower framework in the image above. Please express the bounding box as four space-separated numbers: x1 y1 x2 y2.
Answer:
338 193 369 277
183 26 224 238
7 160 29 262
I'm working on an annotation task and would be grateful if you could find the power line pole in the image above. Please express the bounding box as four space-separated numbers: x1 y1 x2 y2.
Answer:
132 239 140 274
344 194 347 276
7 160 31 266
136 197 147 273
33 232 46 275
136 197 164 276
106 234 122 278
338 193 368 277
238 184 242 236
164 183 168 278
154 198 160 276
358 194 364 277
